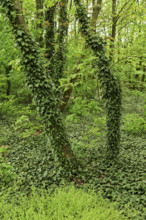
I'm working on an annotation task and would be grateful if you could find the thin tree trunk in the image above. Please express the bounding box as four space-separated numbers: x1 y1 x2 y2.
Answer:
35 0 44 45
5 66 11 96
91 0 102 32
45 5 56 78
54 0 69 87
70 0 72 10
109 0 117 60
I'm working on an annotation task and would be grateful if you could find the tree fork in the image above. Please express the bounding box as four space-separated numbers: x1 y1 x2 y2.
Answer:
60 0 103 112
0 0 76 166
74 0 122 160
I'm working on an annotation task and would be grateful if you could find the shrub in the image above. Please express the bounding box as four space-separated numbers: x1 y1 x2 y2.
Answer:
14 115 42 138
0 146 15 187
124 113 146 134
0 187 128 220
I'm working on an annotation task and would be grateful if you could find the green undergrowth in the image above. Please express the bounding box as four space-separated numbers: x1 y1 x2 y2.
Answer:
0 89 145 219
0 186 129 220
80 133 146 220
0 124 145 219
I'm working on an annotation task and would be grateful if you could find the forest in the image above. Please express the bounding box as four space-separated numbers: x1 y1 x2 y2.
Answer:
0 0 145 219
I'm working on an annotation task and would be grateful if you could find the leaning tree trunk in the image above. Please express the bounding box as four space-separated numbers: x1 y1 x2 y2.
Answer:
74 0 122 160
0 0 76 166
109 0 117 61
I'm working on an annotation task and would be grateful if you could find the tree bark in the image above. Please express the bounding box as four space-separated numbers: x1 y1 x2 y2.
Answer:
54 0 68 87
109 0 117 60
35 0 44 46
45 5 56 78
5 66 11 96
91 0 102 32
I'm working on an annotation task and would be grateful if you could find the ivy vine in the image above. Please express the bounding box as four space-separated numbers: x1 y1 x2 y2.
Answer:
45 4 56 78
54 0 68 88
0 0 75 166
74 0 122 160
0 0 122 162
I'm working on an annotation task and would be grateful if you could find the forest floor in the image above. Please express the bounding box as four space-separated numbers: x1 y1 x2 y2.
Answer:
0 88 146 219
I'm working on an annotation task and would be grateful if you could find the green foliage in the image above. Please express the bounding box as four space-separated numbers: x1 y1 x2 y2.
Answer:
44 0 60 8
5 132 64 191
0 187 128 220
0 1 145 219
64 92 146 220
0 146 15 187
14 115 43 138
0 0 75 164
124 113 146 134
78 133 146 220
0 88 145 219
65 43 99 98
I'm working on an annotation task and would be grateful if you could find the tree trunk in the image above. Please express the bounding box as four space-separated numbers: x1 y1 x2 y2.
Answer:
54 0 69 87
45 5 56 78
74 0 121 160
1 0 76 166
35 0 44 45
5 66 11 96
109 0 117 61
91 0 102 33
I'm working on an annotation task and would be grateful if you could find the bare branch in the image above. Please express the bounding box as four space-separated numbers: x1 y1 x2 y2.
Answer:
116 0 136 23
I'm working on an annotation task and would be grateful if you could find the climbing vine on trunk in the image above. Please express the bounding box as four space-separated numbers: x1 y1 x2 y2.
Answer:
45 4 56 78
74 0 122 160
45 1 68 94
1 0 122 162
0 0 76 166
54 0 68 87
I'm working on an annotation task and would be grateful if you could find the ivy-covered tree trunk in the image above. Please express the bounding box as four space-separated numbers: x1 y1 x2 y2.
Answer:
0 0 75 164
74 0 122 160
54 0 68 87
45 4 56 67
45 1 69 109
45 1 68 90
